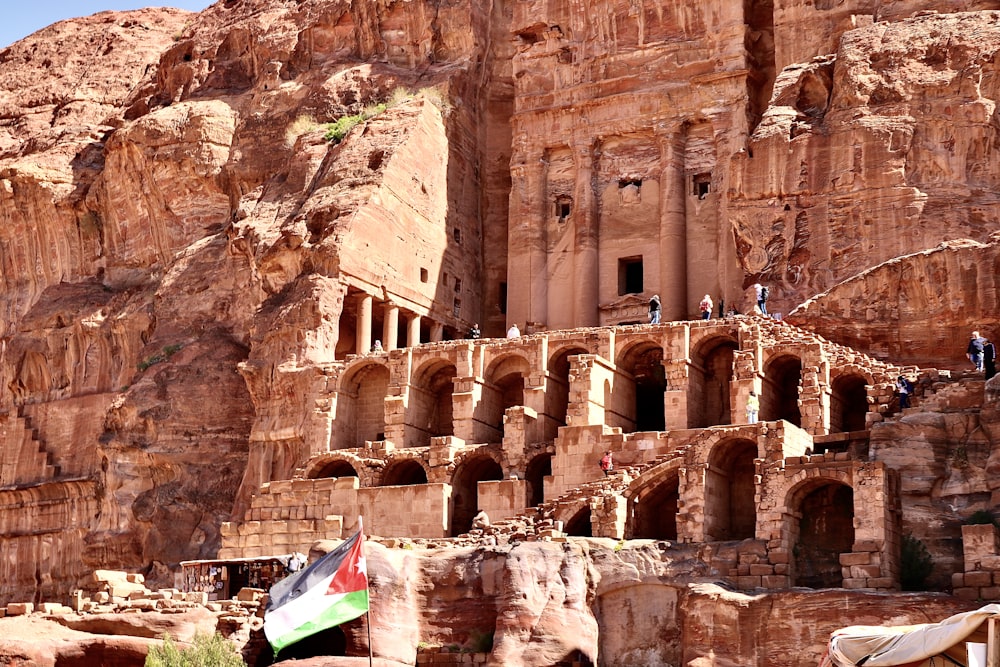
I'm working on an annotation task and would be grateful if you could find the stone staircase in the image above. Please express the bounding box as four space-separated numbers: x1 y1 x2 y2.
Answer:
0 406 60 488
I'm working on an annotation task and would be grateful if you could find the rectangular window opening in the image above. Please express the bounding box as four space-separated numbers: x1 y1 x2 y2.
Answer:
454 277 462 292
420 267 429 283
618 257 643 295
693 173 711 199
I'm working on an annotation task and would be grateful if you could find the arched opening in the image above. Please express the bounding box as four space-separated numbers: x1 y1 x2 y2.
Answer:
704 439 757 540
610 343 666 433
564 507 592 537
525 453 553 507
381 459 428 486
630 472 679 540
546 347 588 437
478 355 531 442
794 482 854 588
408 360 456 447
688 337 738 428
335 363 389 449
830 374 869 433
449 456 503 536
762 354 802 426
311 460 359 480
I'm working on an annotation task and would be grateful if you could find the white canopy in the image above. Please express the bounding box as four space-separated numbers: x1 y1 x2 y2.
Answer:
823 604 1000 667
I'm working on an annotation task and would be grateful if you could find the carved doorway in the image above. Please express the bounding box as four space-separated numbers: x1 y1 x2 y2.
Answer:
830 373 868 433
704 438 757 540
793 482 854 588
630 472 679 540
449 455 503 537
525 453 553 507
762 354 801 426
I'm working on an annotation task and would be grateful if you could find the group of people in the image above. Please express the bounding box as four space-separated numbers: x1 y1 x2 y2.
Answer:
967 331 997 380
648 283 770 324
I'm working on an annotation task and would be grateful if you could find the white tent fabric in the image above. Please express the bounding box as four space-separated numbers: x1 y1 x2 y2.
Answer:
824 604 1000 666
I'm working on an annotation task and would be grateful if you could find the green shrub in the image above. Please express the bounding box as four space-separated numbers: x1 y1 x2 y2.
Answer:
324 103 387 144
145 633 245 667
900 533 933 591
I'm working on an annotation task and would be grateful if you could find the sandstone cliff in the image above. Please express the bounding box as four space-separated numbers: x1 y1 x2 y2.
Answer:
2 0 1000 665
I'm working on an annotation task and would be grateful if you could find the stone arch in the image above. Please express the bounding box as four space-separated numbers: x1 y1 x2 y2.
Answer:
525 452 554 507
610 340 666 433
562 504 593 537
381 458 428 486
449 453 504 536
704 437 757 540
627 467 679 540
312 459 359 480
546 345 589 433
408 358 456 447
688 334 738 428
334 360 390 449
762 353 802 426
302 452 371 485
478 353 532 440
830 371 869 433
787 477 855 588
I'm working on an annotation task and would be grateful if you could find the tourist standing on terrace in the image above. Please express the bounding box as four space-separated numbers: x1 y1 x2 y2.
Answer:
699 294 713 320
897 375 912 409
753 283 769 316
984 337 996 380
746 391 759 424
468 323 481 339
649 294 661 324
507 323 521 338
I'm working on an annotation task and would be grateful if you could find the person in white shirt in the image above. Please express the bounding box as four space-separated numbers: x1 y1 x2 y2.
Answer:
506 323 520 338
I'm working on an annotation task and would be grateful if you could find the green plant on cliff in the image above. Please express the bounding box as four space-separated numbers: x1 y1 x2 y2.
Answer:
145 633 245 667
899 533 933 591
137 344 184 372
324 103 387 144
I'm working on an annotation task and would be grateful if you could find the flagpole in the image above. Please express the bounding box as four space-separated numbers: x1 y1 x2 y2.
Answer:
361 516 373 667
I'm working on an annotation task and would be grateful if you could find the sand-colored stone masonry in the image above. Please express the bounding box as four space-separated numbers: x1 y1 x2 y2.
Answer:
224 316 921 593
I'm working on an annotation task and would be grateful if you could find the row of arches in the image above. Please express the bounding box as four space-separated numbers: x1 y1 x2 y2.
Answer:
336 337 873 450
309 452 555 537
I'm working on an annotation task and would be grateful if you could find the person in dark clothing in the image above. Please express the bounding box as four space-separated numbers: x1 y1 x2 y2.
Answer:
985 338 997 380
968 331 986 371
897 376 912 409
468 323 481 339
649 295 662 324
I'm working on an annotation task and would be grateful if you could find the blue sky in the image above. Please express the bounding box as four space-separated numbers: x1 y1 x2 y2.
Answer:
2 2 215 49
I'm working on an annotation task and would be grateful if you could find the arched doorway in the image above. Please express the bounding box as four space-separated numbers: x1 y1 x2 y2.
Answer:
630 472 679 540
688 337 738 427
311 459 359 479
564 506 593 537
335 363 389 449
546 347 588 437
449 456 503 536
704 439 757 540
408 360 456 447
830 374 868 433
611 343 666 433
793 482 854 588
479 355 531 442
381 459 428 486
762 354 802 426
525 453 553 507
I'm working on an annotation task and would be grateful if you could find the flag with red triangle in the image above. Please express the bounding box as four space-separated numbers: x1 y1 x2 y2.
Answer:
264 520 368 654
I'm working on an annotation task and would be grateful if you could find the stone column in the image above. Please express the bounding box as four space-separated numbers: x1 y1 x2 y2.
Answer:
572 139 599 327
657 129 687 321
383 303 399 351
356 293 373 355
507 156 547 331
406 313 422 347
430 321 444 342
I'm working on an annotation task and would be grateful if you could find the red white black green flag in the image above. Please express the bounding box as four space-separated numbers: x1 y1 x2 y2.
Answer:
263 521 369 654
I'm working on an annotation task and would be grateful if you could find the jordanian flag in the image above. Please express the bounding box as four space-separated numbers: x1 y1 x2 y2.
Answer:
264 523 368 654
